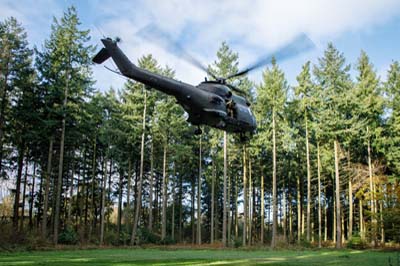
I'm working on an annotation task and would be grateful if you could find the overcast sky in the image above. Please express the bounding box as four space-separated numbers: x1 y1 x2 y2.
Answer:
2 0 400 91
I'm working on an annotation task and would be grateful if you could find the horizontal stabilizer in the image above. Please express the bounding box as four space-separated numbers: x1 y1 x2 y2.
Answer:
93 48 110 64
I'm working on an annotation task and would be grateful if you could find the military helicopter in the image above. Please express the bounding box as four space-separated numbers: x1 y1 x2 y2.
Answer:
93 29 314 135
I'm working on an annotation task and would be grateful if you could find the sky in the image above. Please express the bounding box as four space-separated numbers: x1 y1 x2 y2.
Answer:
1 0 400 91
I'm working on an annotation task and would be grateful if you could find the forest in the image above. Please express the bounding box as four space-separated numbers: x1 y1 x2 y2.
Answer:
1 6 400 250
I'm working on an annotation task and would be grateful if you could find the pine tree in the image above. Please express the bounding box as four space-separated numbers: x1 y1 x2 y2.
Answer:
353 51 383 243
313 43 355 248
384 61 400 176
35 6 94 244
256 58 288 248
294 61 314 242
124 54 162 244
0 17 36 230
207 41 242 246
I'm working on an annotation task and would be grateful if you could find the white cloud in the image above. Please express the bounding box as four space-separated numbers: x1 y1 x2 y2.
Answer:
0 0 61 45
2 0 400 89
92 0 400 87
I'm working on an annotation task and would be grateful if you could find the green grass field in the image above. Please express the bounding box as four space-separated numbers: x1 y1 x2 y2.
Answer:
0 248 397 266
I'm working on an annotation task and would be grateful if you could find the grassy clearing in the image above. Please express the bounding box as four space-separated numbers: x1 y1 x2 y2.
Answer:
0 247 396 266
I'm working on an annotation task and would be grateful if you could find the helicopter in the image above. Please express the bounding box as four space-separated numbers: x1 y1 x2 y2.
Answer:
93 29 314 135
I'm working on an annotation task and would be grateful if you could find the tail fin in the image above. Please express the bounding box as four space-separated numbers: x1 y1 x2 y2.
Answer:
93 48 110 64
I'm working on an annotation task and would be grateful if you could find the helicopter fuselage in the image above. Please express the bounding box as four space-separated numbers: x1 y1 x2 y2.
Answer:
94 38 256 133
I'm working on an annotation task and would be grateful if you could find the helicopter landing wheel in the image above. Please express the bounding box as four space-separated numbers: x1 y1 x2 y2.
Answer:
239 133 247 142
194 127 202 135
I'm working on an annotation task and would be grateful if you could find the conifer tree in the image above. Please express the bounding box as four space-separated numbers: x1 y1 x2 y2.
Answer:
256 58 288 248
313 43 354 248
35 6 94 244
207 41 241 246
384 61 400 176
294 61 314 242
0 17 36 230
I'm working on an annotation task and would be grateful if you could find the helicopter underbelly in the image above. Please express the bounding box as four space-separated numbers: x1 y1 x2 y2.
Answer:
181 95 255 133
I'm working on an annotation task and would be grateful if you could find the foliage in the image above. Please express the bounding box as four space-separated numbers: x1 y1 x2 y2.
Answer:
58 227 78 245
139 228 161 244
1 6 400 251
347 234 368 249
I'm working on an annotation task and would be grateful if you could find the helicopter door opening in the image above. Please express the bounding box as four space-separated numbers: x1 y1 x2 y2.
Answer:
226 99 237 118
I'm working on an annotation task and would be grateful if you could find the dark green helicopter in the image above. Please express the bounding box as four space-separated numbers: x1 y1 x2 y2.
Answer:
93 29 314 135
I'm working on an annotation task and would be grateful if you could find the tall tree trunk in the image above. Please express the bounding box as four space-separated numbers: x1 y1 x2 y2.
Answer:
197 136 202 245
85 165 90 229
367 127 377 246
249 159 253 245
305 114 311 242
100 158 107 245
126 158 132 225
227 168 232 245
133 161 138 227
88 139 97 241
107 159 113 230
117 169 123 240
190 178 196 245
266 195 270 235
359 199 364 240
348 151 353 240
37 166 44 230
179 172 183 242
66 160 74 227
222 131 227 246
289 187 293 242
13 147 25 231
29 162 36 229
148 140 154 231
161 144 168 240
75 152 81 229
42 138 53 238
211 159 215 244
271 110 277 248
235 173 238 240
324 178 327 242
288 160 292 242
20 159 28 231
301 202 305 236
131 91 147 244
333 188 336 243
242 144 247 247
317 142 322 248
214 180 218 241
171 170 175 241
341 208 345 243
0 62 10 175
380 200 384 245
334 140 342 248
297 175 301 243
53 67 69 245
191 178 195 244
282 180 286 241
261 169 264 244
79 150 87 230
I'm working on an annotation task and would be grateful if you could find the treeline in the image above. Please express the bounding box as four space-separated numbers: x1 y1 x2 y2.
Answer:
0 6 399 249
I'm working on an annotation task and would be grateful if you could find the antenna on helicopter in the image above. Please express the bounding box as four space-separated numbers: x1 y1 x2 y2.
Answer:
95 24 106 38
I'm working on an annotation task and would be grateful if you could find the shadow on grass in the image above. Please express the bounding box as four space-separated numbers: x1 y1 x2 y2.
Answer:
0 249 393 266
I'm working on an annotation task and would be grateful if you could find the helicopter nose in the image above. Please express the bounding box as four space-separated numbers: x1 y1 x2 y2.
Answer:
251 117 257 131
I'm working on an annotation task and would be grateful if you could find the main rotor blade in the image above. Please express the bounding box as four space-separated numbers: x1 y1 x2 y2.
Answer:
226 33 315 80
227 84 247 96
136 23 217 79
